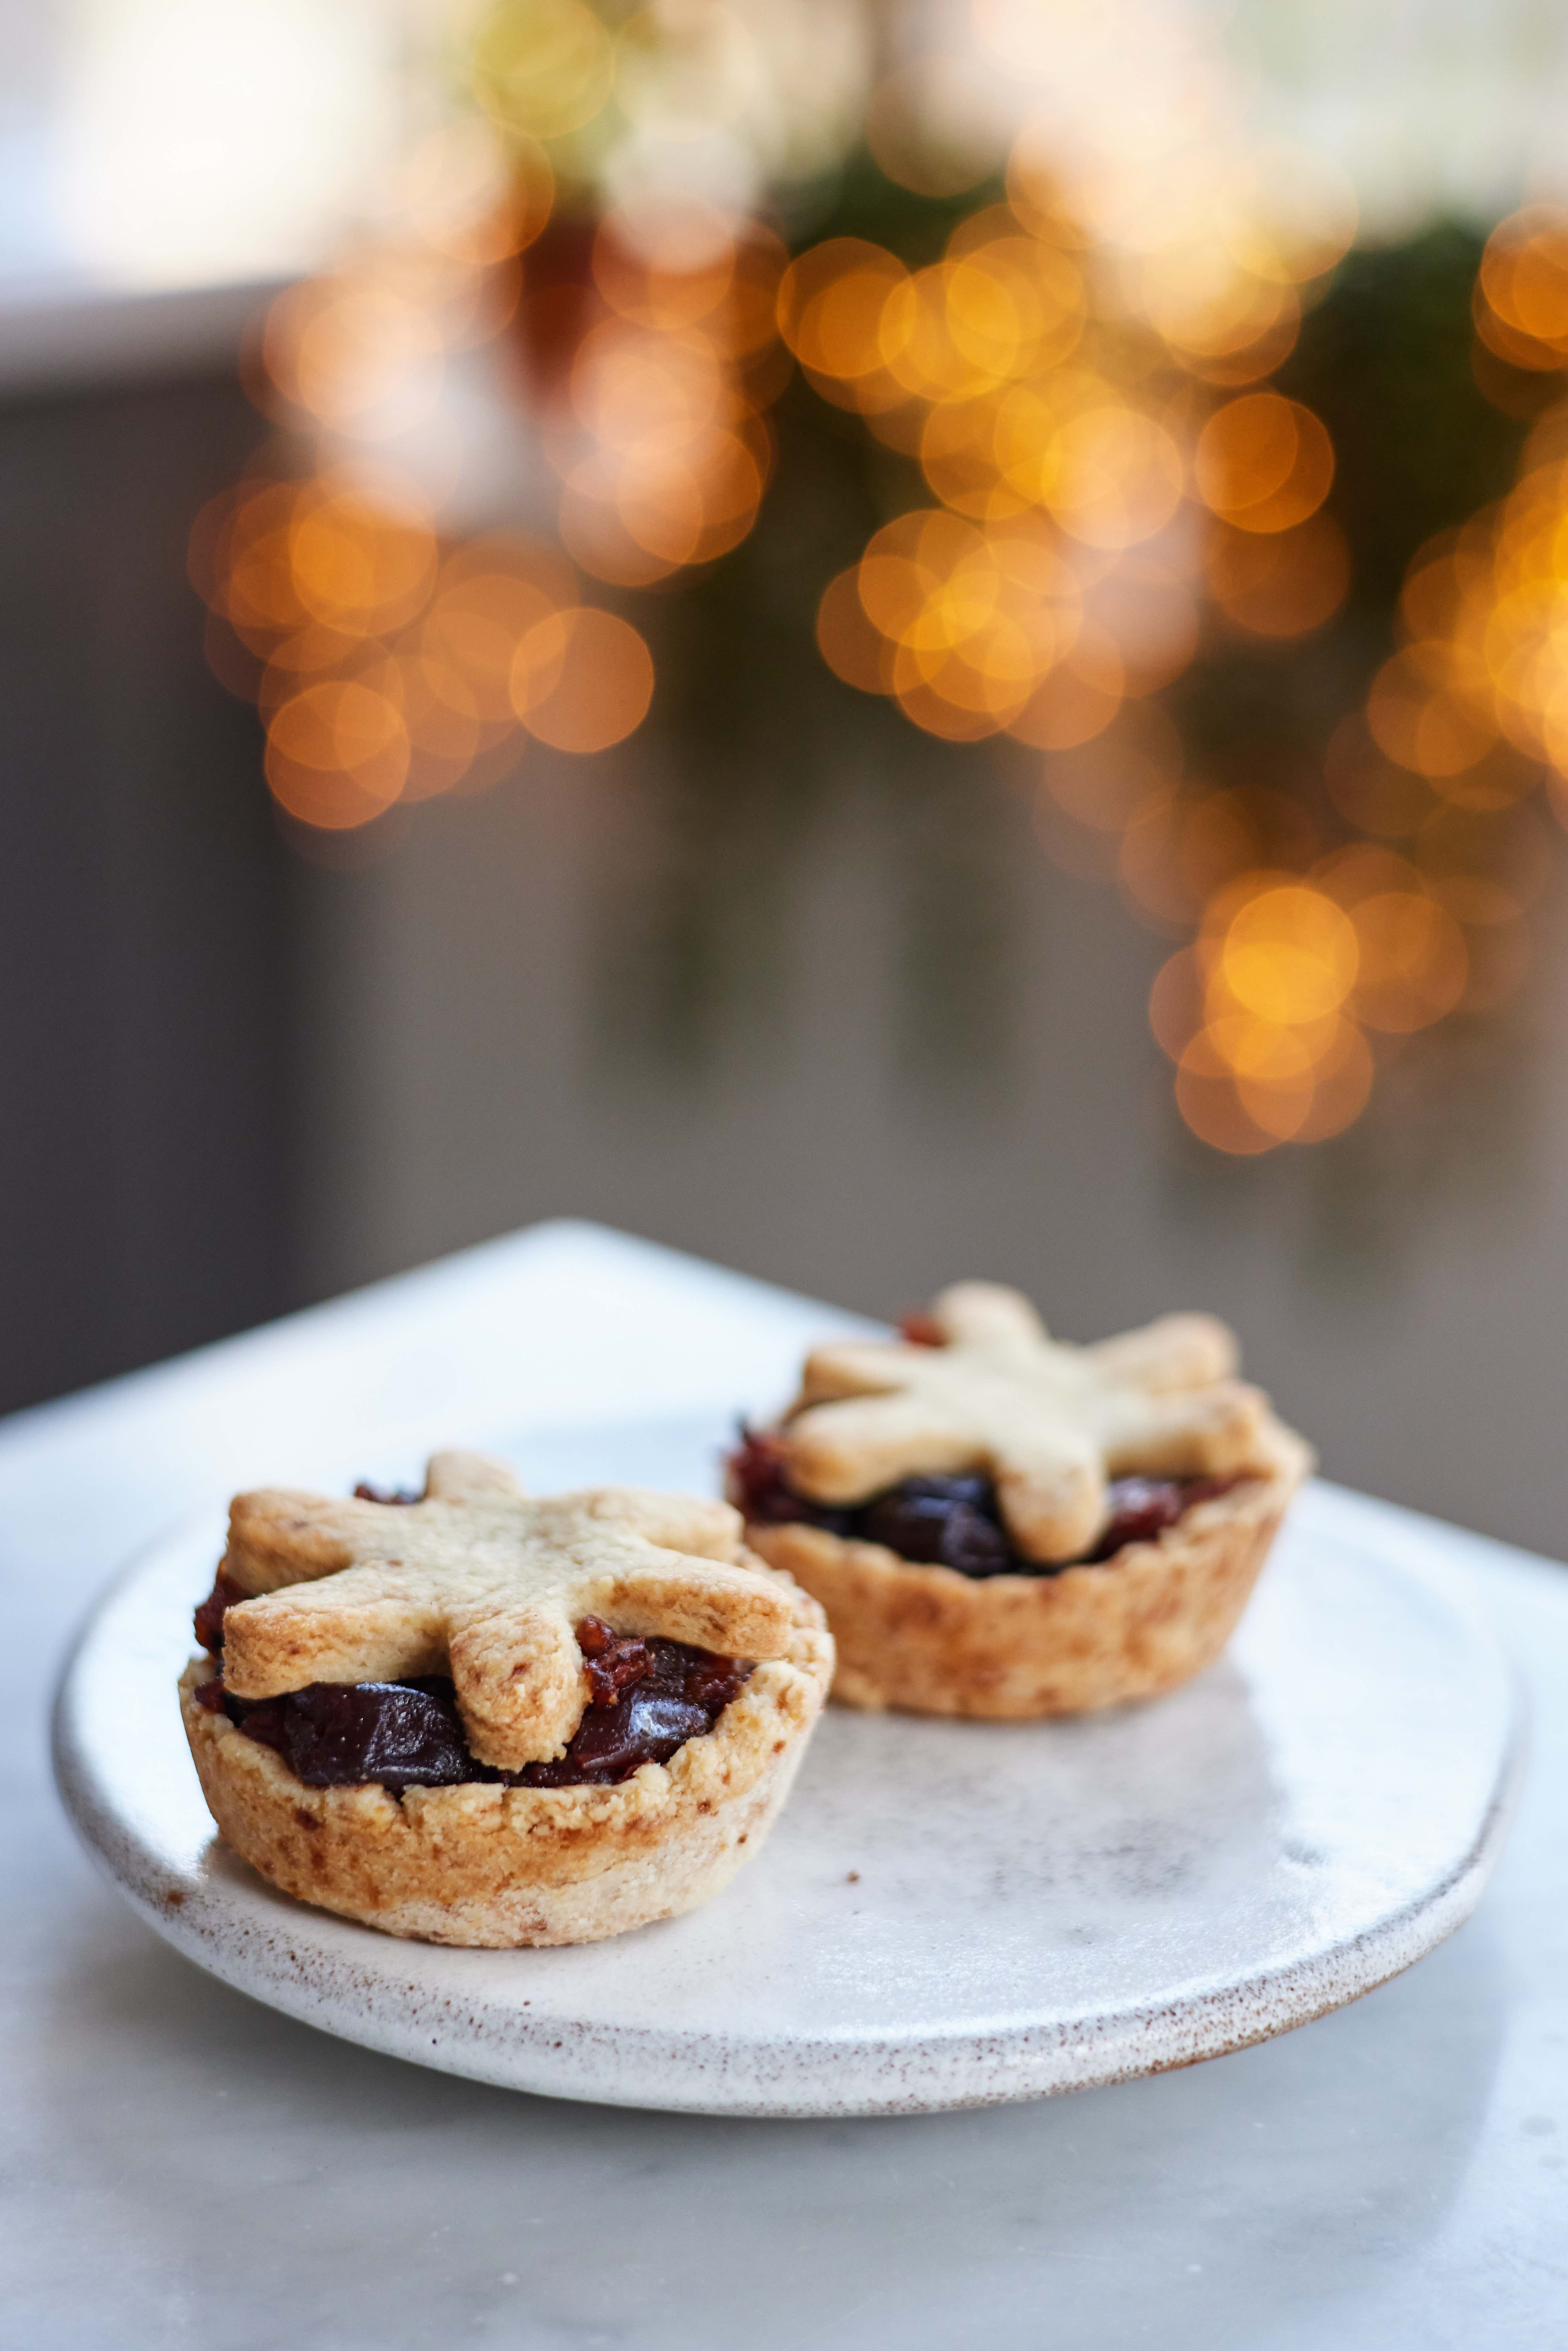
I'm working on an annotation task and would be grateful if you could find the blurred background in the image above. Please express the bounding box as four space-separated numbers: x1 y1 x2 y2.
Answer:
5 0 1568 1554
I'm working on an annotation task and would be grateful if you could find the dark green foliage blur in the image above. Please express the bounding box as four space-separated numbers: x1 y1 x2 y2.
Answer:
1280 225 1529 614
597 175 1543 1076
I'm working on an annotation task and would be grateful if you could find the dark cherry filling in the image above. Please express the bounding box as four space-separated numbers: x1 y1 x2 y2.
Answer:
193 1578 748 1792
192 1568 246 1656
200 1673 477 1792
898 1312 946 1348
861 1475 1017 1576
519 1624 747 1788
727 1428 1240 1579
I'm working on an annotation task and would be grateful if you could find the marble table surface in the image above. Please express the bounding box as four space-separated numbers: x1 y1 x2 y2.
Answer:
5 1219 1566 2348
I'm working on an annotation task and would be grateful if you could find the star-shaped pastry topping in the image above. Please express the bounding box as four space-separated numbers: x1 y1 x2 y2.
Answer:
216 1449 793 1771
778 1282 1276 1563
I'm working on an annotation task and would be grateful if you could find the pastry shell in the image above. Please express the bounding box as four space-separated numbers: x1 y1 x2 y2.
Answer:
180 1570 832 1947
745 1427 1312 1720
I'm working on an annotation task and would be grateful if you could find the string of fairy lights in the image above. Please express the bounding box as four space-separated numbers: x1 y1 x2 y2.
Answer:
187 0 1568 1158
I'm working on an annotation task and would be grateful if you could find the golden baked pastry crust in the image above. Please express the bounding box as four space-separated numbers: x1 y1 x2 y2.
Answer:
746 1429 1311 1720
180 1570 833 1947
215 1450 798 1771
781 1282 1276 1563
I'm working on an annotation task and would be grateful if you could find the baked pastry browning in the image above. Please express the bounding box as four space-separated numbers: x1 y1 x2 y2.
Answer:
785 1282 1271 1563
180 1452 833 1946
733 1284 1311 1719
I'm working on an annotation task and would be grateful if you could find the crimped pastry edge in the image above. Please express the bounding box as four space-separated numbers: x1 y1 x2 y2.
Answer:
745 1427 1312 1720
179 1569 833 1947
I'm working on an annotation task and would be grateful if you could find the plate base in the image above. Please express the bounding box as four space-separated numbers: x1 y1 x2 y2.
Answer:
54 1435 1522 2118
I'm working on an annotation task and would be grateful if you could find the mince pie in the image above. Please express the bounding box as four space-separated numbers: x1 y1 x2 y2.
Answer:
180 1449 832 1946
728 1283 1311 1718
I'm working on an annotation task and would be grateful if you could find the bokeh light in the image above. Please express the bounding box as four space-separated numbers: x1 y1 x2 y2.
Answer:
779 89 1351 829
1205 513 1350 638
777 239 912 410
1147 838 1490 1152
264 679 410 830
194 67 681 833
471 0 616 143
193 1 1568 1163
510 607 654 750
194 456 651 827
545 212 785 587
864 55 1009 200
1195 395 1334 534
1476 207 1568 371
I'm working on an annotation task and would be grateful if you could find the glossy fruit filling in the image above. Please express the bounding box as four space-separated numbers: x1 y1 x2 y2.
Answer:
727 1428 1240 1577
193 1582 749 1791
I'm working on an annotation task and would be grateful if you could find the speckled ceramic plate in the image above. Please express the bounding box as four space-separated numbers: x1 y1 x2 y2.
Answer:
54 1422 1522 2119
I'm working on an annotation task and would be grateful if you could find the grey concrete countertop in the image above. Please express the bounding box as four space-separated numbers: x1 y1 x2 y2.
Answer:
5 1221 1565 2348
